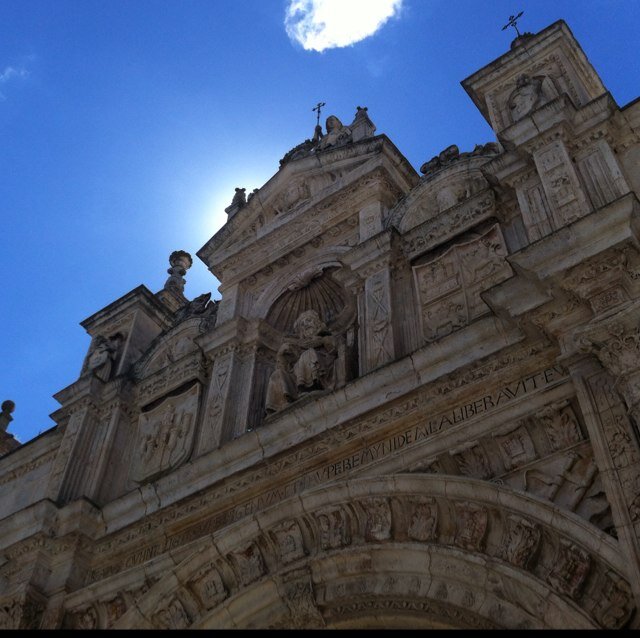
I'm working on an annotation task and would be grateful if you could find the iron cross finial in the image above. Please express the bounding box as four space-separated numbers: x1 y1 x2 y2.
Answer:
312 101 326 127
502 11 524 37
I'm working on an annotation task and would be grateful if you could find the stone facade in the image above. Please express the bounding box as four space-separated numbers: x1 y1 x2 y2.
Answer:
1 20 640 629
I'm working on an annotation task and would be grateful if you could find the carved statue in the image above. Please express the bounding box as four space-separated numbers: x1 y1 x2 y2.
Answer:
316 115 352 150
86 334 122 382
265 310 338 414
0 400 14 433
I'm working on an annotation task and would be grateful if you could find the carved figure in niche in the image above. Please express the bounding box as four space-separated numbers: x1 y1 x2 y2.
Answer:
363 498 392 541
547 542 591 598
501 515 540 569
454 502 488 550
265 310 337 414
407 497 438 541
593 573 634 629
317 509 350 550
76 605 98 630
87 333 122 382
508 73 544 122
232 543 265 585
317 115 352 150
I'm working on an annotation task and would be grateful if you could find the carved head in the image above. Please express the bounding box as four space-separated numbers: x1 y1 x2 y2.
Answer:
294 309 326 340
325 115 342 133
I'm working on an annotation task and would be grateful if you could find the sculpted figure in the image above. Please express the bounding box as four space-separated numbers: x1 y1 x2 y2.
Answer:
508 73 543 122
0 400 15 433
317 115 352 150
292 310 337 390
87 334 121 382
265 310 337 414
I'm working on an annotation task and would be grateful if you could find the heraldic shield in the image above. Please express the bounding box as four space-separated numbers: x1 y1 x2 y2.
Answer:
412 224 512 343
130 383 200 483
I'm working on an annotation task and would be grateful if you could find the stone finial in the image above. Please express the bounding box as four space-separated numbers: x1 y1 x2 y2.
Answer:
351 106 376 142
225 187 247 217
0 400 15 433
164 250 193 295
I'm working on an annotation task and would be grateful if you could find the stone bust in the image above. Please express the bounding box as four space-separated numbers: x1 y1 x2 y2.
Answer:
507 73 544 122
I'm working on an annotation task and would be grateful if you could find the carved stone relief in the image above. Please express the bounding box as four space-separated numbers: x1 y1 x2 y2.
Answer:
230 542 265 586
130 383 199 483
454 502 488 551
364 270 393 369
412 224 512 343
271 519 306 564
493 421 536 471
187 562 227 610
407 497 438 542
315 508 351 550
547 541 591 599
500 515 540 569
152 595 191 630
361 497 392 542
534 400 583 451
533 140 590 228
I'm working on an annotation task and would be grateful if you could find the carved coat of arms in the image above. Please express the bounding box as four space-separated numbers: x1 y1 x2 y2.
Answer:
412 224 512 342
130 384 200 483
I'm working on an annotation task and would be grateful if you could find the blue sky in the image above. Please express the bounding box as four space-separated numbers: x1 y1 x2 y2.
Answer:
2 0 639 444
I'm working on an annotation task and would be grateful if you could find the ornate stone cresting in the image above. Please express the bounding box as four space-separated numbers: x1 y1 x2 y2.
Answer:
419 142 501 176
279 107 376 167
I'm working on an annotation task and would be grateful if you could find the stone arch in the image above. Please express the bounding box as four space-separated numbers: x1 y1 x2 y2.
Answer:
110 475 635 629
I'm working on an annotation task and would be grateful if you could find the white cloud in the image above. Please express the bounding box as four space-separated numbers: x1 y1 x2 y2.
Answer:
0 66 28 83
285 0 403 52
0 65 29 101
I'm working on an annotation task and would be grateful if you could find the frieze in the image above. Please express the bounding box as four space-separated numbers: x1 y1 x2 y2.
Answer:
137 351 206 405
216 169 402 282
0 449 57 487
83 485 633 630
87 353 567 578
402 190 496 260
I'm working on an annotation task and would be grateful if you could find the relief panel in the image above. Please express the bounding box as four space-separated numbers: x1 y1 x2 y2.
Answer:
412 224 512 342
130 383 200 483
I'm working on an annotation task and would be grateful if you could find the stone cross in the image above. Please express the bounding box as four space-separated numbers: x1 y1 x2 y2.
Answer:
312 102 326 128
